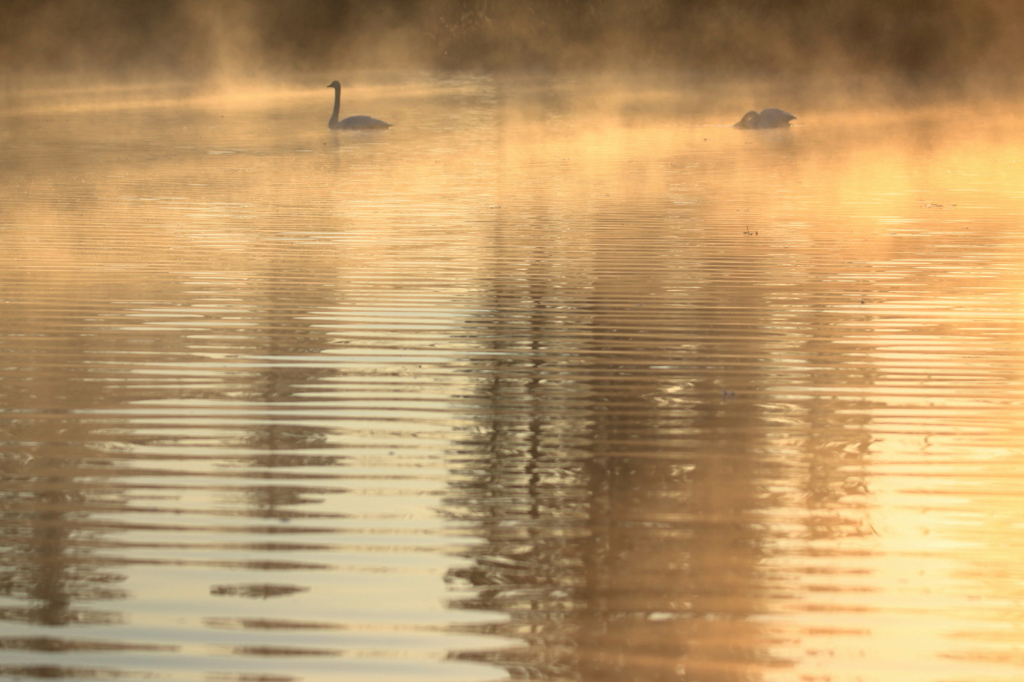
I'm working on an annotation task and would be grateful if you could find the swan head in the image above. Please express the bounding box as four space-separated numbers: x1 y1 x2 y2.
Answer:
327 80 341 90
734 111 761 129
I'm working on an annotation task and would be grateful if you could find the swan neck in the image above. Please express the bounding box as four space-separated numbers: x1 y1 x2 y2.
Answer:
329 86 340 126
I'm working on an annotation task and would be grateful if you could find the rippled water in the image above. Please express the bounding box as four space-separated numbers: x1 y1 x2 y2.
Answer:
2 73 1024 682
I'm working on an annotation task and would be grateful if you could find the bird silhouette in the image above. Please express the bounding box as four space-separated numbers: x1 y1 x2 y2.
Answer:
733 108 796 129
327 81 393 130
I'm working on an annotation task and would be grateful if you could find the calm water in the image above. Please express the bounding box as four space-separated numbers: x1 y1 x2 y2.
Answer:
2 73 1024 682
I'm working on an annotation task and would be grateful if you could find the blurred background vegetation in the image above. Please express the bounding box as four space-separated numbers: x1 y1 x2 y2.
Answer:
0 0 1020 87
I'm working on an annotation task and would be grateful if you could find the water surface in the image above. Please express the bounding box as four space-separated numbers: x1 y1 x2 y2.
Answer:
2 74 1024 682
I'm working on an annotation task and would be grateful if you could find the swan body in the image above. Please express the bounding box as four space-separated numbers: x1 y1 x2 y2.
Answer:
327 81 392 130
734 108 796 129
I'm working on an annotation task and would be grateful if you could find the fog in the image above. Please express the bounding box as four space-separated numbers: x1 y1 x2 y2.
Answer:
2 0 1024 94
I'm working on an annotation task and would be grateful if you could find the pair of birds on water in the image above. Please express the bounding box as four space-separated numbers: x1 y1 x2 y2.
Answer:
327 80 795 131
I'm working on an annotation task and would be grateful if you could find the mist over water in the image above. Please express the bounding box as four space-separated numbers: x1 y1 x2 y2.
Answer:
3 0 1024 88
4 3 1024 682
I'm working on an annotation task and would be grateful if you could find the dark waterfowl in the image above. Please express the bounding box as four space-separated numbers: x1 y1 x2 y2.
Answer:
733 108 796 129
327 81 393 130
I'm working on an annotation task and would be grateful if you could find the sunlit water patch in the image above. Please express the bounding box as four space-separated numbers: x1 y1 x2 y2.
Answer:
2 74 1024 682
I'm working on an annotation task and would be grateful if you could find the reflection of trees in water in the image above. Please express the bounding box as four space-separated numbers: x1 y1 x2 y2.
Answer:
236 420 339 520
445 412 778 680
0 436 127 627
229 296 348 520
0 258 345 630
442 298 772 679
443 274 873 679
0 303 156 631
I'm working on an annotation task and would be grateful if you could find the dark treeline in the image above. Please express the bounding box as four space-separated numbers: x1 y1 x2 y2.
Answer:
0 0 1020 82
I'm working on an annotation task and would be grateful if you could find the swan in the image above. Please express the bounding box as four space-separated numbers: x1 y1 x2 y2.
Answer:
327 81 393 130
734 108 796 129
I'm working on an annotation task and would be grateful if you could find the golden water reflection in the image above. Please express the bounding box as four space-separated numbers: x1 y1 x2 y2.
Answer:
1 75 1024 681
